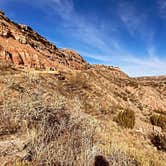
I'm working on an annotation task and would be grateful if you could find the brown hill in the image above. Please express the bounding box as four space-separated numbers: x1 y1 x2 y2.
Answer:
0 11 166 166
136 76 166 97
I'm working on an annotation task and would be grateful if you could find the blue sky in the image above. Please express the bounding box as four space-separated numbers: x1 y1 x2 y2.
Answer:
0 0 166 76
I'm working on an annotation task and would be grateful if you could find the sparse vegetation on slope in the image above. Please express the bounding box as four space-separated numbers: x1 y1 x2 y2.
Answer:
0 68 165 165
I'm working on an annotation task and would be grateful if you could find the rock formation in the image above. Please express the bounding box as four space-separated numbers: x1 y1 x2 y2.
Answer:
0 11 87 70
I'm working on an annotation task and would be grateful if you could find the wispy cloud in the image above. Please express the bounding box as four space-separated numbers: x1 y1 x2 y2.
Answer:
157 0 166 18
46 0 74 19
113 1 166 76
118 1 154 43
121 56 166 76
26 0 115 54
80 49 166 76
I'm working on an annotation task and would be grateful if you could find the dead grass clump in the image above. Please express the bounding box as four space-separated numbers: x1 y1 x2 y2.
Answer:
108 149 140 166
115 109 135 129
68 72 90 90
150 133 166 152
0 100 21 136
24 107 100 165
0 118 20 136
150 114 166 130
0 86 100 165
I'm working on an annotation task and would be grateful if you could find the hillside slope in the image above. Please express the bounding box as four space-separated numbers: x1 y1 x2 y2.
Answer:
136 76 166 97
0 11 166 166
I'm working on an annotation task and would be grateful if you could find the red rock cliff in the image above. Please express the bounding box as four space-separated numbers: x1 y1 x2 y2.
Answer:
0 11 88 70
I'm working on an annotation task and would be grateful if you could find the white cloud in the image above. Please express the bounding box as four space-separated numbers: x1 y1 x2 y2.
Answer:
117 55 166 76
48 0 74 19
79 49 166 76
121 57 166 76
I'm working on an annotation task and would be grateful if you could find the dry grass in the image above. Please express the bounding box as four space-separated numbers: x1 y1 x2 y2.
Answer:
29 108 100 165
0 68 166 165
108 149 140 166
0 72 102 165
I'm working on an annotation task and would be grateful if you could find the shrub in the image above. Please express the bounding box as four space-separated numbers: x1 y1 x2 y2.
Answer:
0 102 21 136
68 72 89 90
151 133 166 152
26 107 100 165
150 114 166 130
115 109 135 129
0 119 20 136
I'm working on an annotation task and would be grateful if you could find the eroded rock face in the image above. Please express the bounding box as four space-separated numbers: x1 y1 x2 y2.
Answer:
0 11 88 70
59 48 87 70
0 23 12 38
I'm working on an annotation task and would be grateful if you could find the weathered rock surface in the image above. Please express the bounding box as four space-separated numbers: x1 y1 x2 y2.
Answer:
0 11 88 70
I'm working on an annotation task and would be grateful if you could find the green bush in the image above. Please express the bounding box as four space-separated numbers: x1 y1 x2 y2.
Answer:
150 114 166 130
115 109 135 129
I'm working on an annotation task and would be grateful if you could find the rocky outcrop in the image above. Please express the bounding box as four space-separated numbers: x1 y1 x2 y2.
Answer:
59 48 87 70
0 11 88 70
